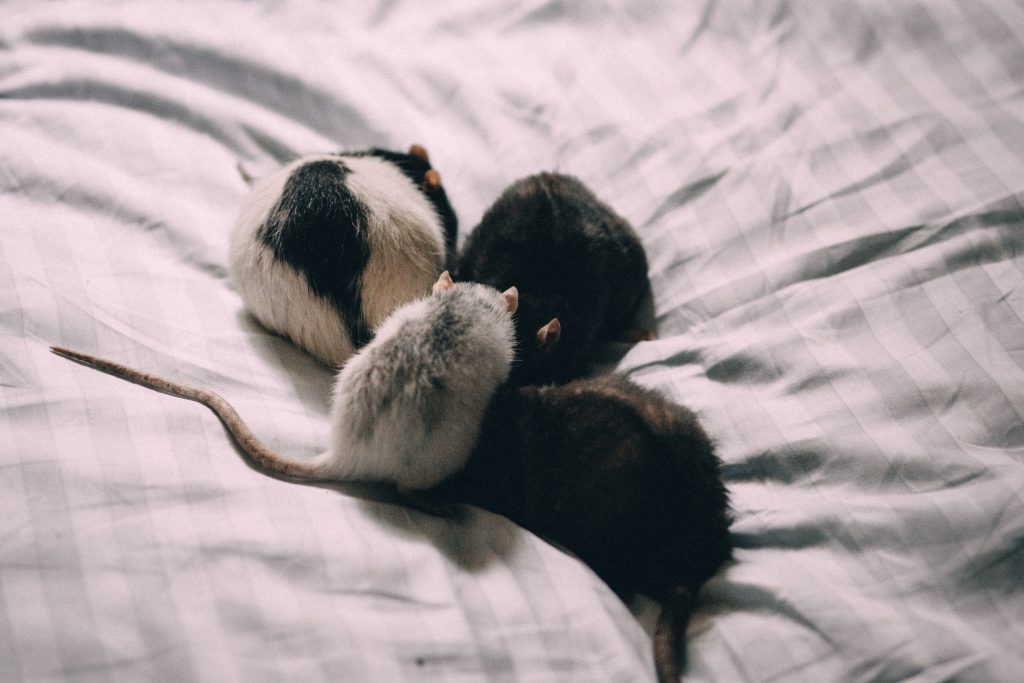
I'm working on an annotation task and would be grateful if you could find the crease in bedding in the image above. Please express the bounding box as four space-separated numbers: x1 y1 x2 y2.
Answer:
2 1 1023 681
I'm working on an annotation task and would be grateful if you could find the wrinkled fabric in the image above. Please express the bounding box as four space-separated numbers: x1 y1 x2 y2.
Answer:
2 1 1023 681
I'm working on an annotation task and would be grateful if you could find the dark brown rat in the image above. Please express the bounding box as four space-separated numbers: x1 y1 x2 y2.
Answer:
457 173 655 386
429 373 733 681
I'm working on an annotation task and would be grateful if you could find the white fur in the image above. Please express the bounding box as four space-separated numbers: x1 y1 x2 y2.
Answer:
346 156 447 330
313 283 516 490
228 154 447 367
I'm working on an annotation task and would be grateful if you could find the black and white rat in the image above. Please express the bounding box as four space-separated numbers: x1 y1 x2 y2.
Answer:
457 172 655 386
51 272 517 498
231 144 459 368
429 373 733 682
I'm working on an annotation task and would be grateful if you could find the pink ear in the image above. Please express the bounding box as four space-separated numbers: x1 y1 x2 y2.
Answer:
424 169 441 190
432 270 454 294
409 144 430 162
502 286 519 313
537 318 561 350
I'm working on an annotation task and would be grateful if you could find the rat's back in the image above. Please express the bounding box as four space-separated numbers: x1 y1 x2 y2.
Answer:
325 282 517 489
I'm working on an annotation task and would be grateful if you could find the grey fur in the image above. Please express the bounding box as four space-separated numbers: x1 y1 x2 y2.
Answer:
326 280 519 489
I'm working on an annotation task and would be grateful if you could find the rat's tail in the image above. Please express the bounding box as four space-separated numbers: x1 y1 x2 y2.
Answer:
653 584 696 683
50 346 322 482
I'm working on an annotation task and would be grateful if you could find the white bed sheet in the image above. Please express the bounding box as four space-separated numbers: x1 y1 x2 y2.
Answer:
3 1 1023 681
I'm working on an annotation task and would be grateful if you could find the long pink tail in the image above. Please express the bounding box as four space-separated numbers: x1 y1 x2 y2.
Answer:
50 346 320 482
653 584 695 683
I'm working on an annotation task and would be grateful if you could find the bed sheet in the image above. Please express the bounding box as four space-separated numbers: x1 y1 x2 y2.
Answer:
3 1 1024 681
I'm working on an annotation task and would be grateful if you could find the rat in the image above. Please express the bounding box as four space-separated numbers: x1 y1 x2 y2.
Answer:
428 373 733 682
51 272 518 500
231 144 460 368
457 172 655 386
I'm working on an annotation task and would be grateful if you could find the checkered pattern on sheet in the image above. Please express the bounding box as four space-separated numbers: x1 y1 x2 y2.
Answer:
2 2 1022 680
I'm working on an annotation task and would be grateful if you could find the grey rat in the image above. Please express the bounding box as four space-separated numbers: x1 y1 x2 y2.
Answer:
429 374 733 682
51 272 517 497
231 144 459 368
457 172 655 386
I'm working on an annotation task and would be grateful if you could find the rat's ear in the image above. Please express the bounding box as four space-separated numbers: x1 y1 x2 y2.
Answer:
409 144 430 163
537 318 561 350
432 270 454 294
423 169 441 191
501 286 519 314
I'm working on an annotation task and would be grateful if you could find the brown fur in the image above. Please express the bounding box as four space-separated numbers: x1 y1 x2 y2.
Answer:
431 374 732 680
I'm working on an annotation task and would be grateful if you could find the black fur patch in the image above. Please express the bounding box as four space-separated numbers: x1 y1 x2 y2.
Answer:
458 173 652 386
259 159 372 347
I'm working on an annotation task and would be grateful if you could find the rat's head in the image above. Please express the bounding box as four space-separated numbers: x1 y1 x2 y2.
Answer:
503 294 578 386
509 309 573 385
430 271 519 384
431 270 518 316
366 145 459 263
367 144 439 194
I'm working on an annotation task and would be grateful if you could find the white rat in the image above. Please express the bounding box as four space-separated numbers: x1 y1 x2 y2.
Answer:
231 145 459 367
52 272 517 497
